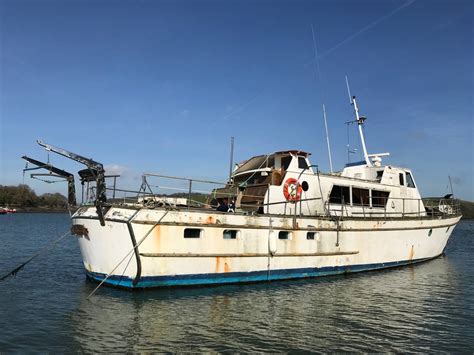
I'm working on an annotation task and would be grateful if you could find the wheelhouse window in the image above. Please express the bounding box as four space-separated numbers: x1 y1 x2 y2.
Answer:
352 188 370 206
223 230 239 239
376 170 384 180
329 185 350 204
281 156 292 170
399 173 404 186
371 190 390 207
406 172 416 188
298 157 309 169
184 228 202 238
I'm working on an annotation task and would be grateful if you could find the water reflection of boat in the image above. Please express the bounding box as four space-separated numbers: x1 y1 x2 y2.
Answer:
69 254 463 352
25 94 462 289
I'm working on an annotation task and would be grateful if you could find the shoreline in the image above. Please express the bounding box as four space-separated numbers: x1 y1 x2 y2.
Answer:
9 207 70 214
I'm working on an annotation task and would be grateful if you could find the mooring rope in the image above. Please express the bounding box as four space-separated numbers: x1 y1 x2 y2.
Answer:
87 209 170 299
0 230 71 282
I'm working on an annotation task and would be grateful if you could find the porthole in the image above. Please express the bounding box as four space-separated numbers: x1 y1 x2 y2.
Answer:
428 229 433 237
302 181 309 192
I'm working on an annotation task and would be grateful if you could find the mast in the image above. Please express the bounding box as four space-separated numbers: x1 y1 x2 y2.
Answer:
345 76 372 167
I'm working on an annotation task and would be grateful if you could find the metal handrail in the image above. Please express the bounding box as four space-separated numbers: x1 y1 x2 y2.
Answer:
99 174 461 220
143 173 226 186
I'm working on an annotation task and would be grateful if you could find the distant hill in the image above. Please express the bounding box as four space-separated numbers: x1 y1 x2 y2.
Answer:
460 200 474 219
0 184 67 210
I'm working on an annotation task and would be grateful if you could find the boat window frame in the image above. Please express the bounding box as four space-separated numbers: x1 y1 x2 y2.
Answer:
399 173 405 186
280 155 292 171
298 156 309 169
329 185 350 205
183 228 203 239
278 231 292 240
352 187 370 206
223 229 240 240
406 172 416 188
371 190 390 208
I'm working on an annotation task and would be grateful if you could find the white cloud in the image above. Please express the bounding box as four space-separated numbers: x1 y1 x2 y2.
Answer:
104 164 129 176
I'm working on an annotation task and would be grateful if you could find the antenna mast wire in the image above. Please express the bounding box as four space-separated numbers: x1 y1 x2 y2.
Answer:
311 24 333 174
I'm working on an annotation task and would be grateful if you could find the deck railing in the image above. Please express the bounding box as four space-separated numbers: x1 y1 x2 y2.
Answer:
98 174 461 220
326 195 461 219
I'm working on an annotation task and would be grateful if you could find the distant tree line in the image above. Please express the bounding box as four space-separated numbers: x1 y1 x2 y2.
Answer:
0 185 67 208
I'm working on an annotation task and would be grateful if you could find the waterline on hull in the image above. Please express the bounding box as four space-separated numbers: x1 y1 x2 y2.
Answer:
85 256 435 289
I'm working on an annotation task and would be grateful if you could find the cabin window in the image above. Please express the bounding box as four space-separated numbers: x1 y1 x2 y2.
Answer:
329 185 350 204
281 156 292 170
399 173 405 186
376 170 384 180
184 228 202 238
371 190 390 207
223 229 239 239
267 156 275 169
307 232 315 240
406 172 416 188
352 188 370 206
278 231 291 240
298 157 309 169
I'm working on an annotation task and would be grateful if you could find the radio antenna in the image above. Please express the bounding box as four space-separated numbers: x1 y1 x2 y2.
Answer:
345 75 352 103
345 75 372 167
228 136 235 181
311 24 333 174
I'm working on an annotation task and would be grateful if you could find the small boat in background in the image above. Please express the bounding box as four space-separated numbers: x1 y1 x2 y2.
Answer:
0 207 17 214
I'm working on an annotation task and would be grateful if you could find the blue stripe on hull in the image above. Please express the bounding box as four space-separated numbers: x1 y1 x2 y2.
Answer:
85 257 435 289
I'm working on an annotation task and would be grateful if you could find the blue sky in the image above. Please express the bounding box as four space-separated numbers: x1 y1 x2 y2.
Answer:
1 0 473 200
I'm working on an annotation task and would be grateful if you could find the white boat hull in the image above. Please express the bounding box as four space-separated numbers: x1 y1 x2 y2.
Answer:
72 206 461 288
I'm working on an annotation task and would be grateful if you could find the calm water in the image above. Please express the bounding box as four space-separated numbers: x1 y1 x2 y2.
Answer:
0 213 473 352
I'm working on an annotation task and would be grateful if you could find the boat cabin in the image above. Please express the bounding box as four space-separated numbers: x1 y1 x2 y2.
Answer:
212 150 426 218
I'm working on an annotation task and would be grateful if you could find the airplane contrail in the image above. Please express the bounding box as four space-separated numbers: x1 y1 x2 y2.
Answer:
320 0 417 58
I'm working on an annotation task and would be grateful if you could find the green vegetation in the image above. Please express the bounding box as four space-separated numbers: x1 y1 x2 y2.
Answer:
0 185 67 210
460 200 474 219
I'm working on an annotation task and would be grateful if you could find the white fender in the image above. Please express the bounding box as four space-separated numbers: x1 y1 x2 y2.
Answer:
268 231 277 255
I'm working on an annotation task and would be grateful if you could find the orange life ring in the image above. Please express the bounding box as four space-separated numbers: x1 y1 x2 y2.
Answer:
283 178 302 202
